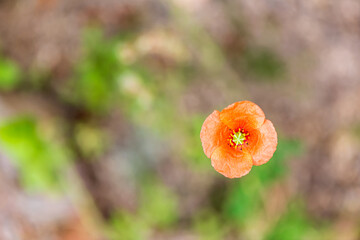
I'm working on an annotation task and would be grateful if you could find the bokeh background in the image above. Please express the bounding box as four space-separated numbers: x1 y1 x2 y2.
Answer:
0 0 360 239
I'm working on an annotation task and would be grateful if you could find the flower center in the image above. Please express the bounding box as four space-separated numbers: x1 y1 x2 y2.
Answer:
228 129 250 149
232 131 246 145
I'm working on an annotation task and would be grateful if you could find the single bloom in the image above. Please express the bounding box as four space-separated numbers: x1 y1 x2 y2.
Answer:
200 101 277 178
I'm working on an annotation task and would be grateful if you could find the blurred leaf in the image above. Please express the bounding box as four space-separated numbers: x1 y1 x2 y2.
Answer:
351 123 360 140
194 211 226 240
183 115 212 170
75 123 107 159
251 138 304 184
243 48 285 80
108 212 148 240
117 70 155 119
265 202 322 240
28 66 51 89
66 27 122 113
0 58 21 90
223 178 262 222
223 138 304 223
139 180 178 228
0 117 68 192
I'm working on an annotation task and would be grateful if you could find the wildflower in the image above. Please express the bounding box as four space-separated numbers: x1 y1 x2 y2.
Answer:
200 101 277 178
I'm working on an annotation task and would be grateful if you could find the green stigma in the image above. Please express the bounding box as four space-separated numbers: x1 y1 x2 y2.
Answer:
232 131 246 145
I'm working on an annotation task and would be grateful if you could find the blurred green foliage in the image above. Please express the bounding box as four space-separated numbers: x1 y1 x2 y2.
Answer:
224 138 303 223
66 28 121 113
351 123 360 140
108 179 178 239
243 48 285 81
139 180 178 228
254 138 304 183
0 117 68 192
194 211 226 240
265 201 329 240
75 123 107 159
0 57 21 90
266 202 312 240
109 212 149 240
183 115 212 170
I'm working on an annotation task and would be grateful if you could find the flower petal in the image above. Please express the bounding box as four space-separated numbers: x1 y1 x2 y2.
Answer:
211 146 253 178
247 120 277 166
220 101 265 130
200 110 230 158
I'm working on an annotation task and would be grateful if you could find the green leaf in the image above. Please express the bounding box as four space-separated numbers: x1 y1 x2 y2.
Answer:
0 117 68 192
223 138 304 222
223 179 262 222
243 48 285 80
183 115 212 170
266 202 317 240
194 211 226 240
139 180 178 228
0 59 21 90
108 212 148 240
66 27 122 113
252 138 304 184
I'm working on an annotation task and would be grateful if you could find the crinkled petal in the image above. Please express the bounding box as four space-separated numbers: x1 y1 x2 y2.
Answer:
247 120 277 166
200 110 230 158
220 101 265 131
211 146 253 178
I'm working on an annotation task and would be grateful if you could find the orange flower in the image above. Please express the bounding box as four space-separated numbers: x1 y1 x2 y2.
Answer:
200 101 277 178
